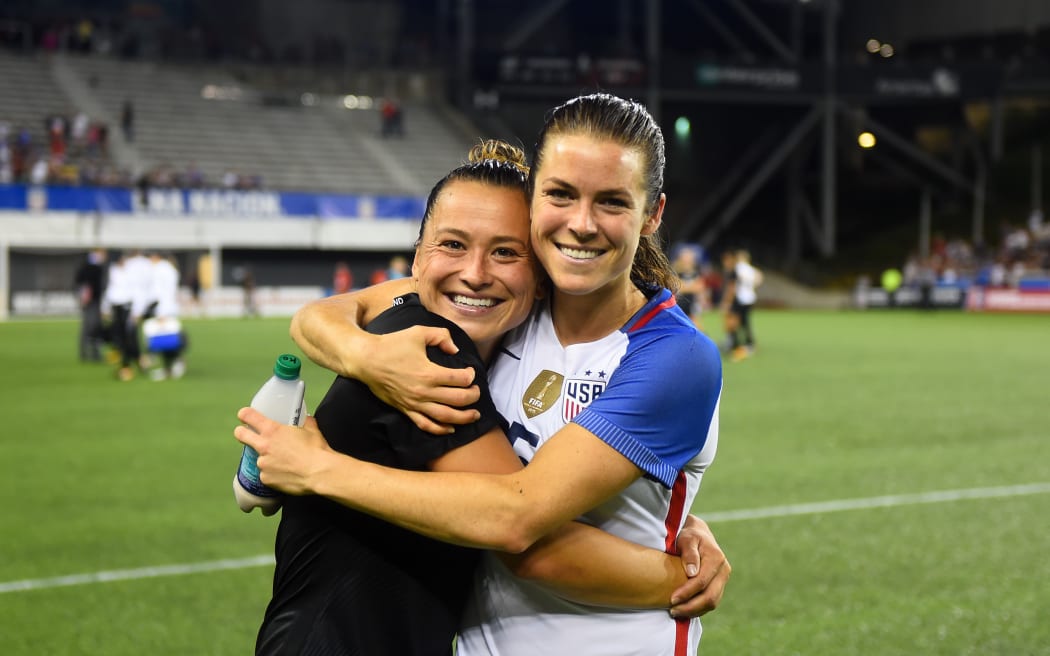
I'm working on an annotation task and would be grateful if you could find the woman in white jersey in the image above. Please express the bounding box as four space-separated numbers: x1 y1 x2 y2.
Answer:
237 94 726 655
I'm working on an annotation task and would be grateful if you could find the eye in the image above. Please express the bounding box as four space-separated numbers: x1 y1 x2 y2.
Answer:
439 240 465 250
493 247 520 258
543 187 572 201
599 195 631 209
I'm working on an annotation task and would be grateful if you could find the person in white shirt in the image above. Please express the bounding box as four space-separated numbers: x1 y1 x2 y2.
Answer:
145 253 186 380
720 249 762 361
102 252 130 376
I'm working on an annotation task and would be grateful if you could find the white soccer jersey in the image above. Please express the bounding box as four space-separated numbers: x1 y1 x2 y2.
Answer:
734 261 758 306
457 288 722 656
150 258 180 318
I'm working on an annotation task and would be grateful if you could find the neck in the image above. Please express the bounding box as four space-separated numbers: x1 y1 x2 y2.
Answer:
550 282 648 346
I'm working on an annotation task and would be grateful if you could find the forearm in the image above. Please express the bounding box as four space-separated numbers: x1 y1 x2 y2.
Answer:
311 450 543 552
290 294 371 377
289 279 413 376
496 522 685 609
245 416 637 554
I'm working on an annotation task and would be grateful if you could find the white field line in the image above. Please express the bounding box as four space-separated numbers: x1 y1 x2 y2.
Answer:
0 555 275 594
702 482 1050 522
2 482 1048 595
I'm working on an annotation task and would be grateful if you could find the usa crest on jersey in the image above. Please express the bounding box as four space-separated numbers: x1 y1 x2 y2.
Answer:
562 378 605 422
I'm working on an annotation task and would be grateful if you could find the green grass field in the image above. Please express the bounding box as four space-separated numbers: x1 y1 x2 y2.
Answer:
1 310 1047 655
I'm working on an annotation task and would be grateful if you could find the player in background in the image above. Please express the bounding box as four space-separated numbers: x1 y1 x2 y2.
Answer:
146 252 186 380
721 249 762 361
672 244 708 332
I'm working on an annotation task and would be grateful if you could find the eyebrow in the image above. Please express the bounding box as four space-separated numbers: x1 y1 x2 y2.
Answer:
542 176 633 199
434 227 528 248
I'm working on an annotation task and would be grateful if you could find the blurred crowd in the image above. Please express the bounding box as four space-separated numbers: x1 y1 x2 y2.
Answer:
0 13 435 70
901 214 1050 290
0 109 264 191
0 113 128 187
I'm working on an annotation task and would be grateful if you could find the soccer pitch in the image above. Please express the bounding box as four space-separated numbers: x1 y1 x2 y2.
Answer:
1 310 1047 655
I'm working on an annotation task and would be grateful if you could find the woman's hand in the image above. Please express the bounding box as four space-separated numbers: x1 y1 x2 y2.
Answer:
359 326 482 434
234 408 336 495
669 515 732 618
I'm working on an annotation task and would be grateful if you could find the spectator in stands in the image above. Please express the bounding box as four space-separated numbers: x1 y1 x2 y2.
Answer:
74 248 108 362
0 122 11 183
332 261 353 295
120 99 135 143
29 157 48 185
71 110 89 152
380 97 403 137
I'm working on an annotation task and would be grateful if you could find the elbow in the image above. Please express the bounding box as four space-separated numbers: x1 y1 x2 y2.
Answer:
490 525 536 555
480 502 546 554
501 549 555 582
289 304 309 344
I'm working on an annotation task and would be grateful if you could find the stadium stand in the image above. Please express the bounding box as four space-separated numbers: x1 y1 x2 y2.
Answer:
1 51 475 195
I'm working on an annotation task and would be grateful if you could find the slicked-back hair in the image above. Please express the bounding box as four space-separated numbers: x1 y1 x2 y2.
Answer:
530 93 679 293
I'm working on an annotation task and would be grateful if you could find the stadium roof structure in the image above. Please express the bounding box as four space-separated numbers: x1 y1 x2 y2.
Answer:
445 0 1050 264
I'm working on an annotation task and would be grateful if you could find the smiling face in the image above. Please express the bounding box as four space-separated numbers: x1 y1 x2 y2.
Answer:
530 134 664 298
412 179 539 360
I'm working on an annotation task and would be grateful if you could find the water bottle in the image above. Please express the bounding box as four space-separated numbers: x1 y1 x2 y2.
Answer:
233 353 307 515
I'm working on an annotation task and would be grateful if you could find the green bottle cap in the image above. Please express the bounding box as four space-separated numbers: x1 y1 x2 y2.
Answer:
273 354 302 380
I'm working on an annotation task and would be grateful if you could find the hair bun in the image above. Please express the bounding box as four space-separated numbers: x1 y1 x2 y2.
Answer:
467 139 529 174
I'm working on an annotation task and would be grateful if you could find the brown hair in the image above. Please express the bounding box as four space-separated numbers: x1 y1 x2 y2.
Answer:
417 139 530 244
530 93 679 293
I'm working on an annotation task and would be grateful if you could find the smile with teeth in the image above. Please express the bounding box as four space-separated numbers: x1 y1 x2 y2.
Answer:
558 245 603 260
451 294 496 308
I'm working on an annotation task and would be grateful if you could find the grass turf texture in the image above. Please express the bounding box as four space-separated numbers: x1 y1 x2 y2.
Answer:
0 311 1047 655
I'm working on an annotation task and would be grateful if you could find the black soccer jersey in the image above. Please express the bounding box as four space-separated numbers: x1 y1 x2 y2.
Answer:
256 294 502 656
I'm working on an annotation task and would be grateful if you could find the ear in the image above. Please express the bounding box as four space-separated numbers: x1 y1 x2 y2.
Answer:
410 248 421 280
641 193 666 237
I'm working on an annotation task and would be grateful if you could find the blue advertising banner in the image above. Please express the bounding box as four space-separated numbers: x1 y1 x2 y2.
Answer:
0 184 423 220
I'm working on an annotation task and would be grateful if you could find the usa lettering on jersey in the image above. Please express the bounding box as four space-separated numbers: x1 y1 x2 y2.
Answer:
562 378 605 422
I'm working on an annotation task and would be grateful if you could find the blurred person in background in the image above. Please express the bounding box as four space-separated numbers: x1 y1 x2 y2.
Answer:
332 261 353 295
386 254 409 279
120 99 135 142
672 244 708 332
110 249 155 379
102 251 135 380
145 252 187 380
721 249 762 361
74 248 108 362
234 265 260 318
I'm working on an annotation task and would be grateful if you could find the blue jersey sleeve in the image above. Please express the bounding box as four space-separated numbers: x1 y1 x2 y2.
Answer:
572 313 722 487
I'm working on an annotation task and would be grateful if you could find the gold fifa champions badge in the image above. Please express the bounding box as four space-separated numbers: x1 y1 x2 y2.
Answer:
521 370 564 418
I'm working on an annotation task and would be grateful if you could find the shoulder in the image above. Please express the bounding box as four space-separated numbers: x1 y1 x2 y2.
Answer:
620 289 721 379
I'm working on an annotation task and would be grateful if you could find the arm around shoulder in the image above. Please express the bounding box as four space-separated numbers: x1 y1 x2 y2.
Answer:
290 279 413 376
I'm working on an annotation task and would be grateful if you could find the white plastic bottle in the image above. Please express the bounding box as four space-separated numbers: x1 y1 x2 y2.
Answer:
233 353 307 516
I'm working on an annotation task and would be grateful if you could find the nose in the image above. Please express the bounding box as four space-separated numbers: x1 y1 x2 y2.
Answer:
460 249 492 290
566 201 597 239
